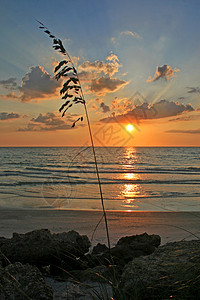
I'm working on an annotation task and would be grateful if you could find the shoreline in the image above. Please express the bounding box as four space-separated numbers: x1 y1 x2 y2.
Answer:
0 209 200 246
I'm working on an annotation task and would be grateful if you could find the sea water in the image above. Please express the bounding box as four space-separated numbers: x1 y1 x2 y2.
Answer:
0 147 200 211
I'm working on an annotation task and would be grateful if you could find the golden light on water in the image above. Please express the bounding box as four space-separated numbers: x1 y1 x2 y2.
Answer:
126 124 134 132
122 183 140 198
124 173 138 180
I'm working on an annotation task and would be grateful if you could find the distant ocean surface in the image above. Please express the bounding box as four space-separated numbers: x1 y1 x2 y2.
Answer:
0 147 200 211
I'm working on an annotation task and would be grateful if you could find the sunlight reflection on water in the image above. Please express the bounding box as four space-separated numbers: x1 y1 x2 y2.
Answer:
118 148 148 210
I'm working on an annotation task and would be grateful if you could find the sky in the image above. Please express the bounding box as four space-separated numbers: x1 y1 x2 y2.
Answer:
0 0 200 147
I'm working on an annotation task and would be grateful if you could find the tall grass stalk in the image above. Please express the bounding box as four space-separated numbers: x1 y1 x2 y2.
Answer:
37 21 111 252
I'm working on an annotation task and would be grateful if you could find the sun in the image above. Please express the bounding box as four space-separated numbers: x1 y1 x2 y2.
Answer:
126 124 134 132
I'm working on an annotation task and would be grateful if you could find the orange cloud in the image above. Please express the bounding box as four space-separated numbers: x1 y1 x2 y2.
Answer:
111 97 133 114
78 53 120 77
1 92 20 100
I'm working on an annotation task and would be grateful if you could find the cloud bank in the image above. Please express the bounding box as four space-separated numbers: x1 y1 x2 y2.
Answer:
100 99 194 123
18 112 79 131
1 54 127 101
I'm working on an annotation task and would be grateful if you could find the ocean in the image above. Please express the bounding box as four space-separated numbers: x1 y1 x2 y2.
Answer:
0 147 200 211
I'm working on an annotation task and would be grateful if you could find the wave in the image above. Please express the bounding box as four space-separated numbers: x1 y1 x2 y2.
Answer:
1 178 200 187
0 188 200 201
1 166 200 179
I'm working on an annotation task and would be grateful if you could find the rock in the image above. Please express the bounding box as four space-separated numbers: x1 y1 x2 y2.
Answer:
0 229 91 273
0 262 53 299
0 237 7 247
84 233 161 273
53 230 90 256
120 240 200 299
111 233 161 267
92 243 108 255
1 229 58 266
117 232 161 248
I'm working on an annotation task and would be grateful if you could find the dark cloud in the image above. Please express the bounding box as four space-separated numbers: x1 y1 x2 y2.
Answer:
100 100 194 123
19 66 61 102
18 112 79 131
166 129 200 134
150 100 194 118
90 76 128 95
147 65 180 82
187 87 200 94
0 78 17 89
100 102 110 113
1 66 61 102
0 112 21 120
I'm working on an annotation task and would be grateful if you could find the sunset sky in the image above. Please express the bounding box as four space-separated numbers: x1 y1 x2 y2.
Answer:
0 0 200 147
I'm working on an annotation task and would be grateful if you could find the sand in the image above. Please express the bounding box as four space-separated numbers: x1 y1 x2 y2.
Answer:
0 209 200 246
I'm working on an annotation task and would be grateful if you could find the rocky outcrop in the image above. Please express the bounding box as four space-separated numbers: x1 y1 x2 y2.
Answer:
120 240 200 299
0 229 91 273
0 262 53 299
87 233 161 269
1 229 199 299
110 232 161 266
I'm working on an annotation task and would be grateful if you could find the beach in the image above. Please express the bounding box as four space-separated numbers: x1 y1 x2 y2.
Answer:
1 209 200 245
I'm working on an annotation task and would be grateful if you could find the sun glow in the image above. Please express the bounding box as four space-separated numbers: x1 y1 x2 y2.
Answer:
126 124 134 132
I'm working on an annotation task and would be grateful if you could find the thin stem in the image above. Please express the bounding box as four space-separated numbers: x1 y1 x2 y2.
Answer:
83 102 111 251
67 53 111 252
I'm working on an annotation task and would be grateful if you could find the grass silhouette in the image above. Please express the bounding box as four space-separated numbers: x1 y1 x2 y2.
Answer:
35 21 123 299
37 20 111 253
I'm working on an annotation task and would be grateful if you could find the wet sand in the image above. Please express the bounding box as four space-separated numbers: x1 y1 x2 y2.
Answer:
0 210 200 246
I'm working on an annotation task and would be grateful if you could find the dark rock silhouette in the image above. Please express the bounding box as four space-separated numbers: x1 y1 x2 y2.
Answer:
0 262 53 299
0 229 91 273
120 240 200 299
86 232 161 269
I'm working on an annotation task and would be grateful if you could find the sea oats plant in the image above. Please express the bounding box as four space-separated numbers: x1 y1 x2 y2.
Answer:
37 21 111 251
